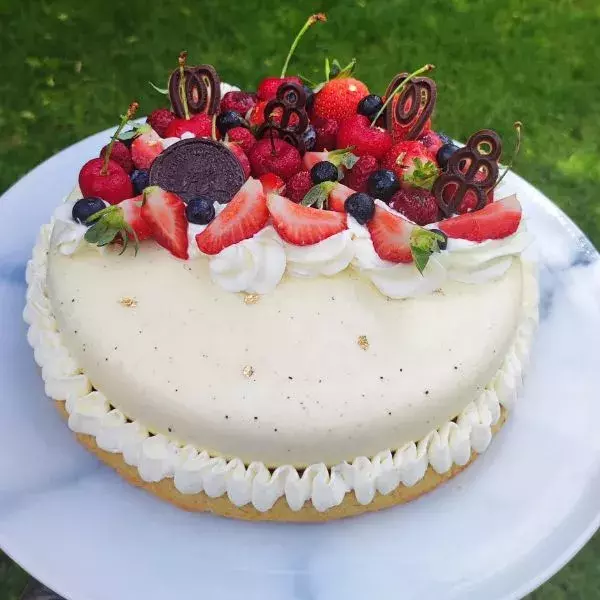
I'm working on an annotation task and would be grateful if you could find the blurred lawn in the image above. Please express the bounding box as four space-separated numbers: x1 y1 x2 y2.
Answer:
1 0 599 597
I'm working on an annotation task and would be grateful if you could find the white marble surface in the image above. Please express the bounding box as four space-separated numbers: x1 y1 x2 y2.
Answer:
1 129 599 600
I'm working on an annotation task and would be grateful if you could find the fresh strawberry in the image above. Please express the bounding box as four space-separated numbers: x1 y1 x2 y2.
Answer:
389 187 439 225
328 182 355 212
336 115 392 160
79 158 133 205
247 138 302 181
312 116 338 151
196 178 268 255
367 205 414 263
442 169 495 214
119 195 152 240
131 131 164 170
267 193 347 245
224 142 251 179
259 173 286 195
418 130 445 159
342 154 378 193
438 195 521 242
382 141 439 189
141 187 189 259
257 76 302 101
313 77 369 122
164 114 214 138
100 140 133 174
227 127 256 153
285 170 313 203
147 108 176 138
220 91 257 115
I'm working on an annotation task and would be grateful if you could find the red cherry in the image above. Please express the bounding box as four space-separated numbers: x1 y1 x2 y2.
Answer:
78 158 133 205
247 138 302 181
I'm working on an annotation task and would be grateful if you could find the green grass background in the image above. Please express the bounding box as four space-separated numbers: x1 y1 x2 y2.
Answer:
1 0 599 597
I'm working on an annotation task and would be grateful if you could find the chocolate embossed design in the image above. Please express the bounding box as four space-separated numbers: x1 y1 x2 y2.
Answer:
256 82 309 152
149 138 244 204
169 64 221 118
432 129 502 217
384 72 437 140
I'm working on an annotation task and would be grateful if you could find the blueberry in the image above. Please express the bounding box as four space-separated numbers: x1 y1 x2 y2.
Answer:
303 85 315 112
311 161 339 184
367 169 400 201
429 228 448 250
357 94 384 119
437 143 459 170
302 124 317 151
130 169 149 195
344 192 375 225
186 196 215 225
72 197 105 224
216 111 246 136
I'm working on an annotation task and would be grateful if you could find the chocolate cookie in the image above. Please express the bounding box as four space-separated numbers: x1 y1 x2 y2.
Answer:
149 138 245 204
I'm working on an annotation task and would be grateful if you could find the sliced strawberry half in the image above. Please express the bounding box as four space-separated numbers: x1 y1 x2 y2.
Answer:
259 173 286 195
267 193 347 246
302 151 329 171
141 187 189 259
119 195 152 241
196 178 268 255
328 182 356 212
367 205 414 263
131 131 164 170
438 195 522 242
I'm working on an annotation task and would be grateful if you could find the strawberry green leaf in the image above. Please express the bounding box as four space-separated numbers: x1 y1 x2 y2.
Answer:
404 157 439 190
118 129 137 141
340 152 359 169
149 81 169 95
324 57 331 82
333 58 357 79
409 228 446 274
301 181 336 209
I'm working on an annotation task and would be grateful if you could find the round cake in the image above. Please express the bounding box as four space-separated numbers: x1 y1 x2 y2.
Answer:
23 16 538 520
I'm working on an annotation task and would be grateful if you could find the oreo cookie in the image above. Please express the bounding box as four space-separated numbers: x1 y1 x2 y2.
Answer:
149 138 245 204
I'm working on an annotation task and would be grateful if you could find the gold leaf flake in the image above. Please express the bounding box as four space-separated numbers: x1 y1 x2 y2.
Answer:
357 335 369 351
242 365 255 378
119 296 137 308
244 293 260 305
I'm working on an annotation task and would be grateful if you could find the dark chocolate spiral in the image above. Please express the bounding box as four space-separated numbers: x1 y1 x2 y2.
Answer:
432 129 502 217
384 73 437 140
169 64 221 118
256 82 309 153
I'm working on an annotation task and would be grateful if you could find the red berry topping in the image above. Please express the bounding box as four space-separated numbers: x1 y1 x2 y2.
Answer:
164 114 214 139
382 141 439 188
367 205 414 263
220 91 257 115
196 178 268 255
328 182 355 212
119 195 152 241
131 131 164 170
247 138 302 182
389 187 439 226
79 158 133 205
259 173 286 195
267 193 347 246
224 142 251 179
285 170 313 203
418 130 444 159
227 127 256 153
147 108 176 138
342 154 378 193
336 115 392 160
312 116 338 151
100 140 133 174
256 76 302 101
312 78 369 122
438 195 522 242
141 187 189 259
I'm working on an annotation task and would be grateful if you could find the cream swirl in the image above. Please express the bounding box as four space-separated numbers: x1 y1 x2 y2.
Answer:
25 226 538 513
208 226 286 293
51 199 106 256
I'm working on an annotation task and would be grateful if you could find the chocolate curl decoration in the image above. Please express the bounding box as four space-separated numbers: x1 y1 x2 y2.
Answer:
384 72 437 140
169 63 221 118
256 82 309 153
432 129 503 217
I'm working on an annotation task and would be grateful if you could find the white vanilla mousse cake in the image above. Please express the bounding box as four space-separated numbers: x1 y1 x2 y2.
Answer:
24 19 538 520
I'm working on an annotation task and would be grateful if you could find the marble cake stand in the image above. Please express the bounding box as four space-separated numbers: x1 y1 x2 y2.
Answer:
1 128 599 600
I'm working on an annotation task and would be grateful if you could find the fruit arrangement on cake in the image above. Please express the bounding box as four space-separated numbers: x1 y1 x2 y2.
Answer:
24 14 538 520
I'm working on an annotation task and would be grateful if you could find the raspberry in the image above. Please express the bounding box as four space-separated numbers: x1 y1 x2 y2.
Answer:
100 140 133 174
312 116 338 151
227 127 256 154
147 108 176 138
342 155 378 193
389 187 440 225
285 170 313 203
220 91 256 115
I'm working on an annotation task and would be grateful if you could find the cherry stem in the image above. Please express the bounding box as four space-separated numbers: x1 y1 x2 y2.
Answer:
280 13 327 78
179 51 190 120
494 121 522 190
101 101 138 175
370 63 435 127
